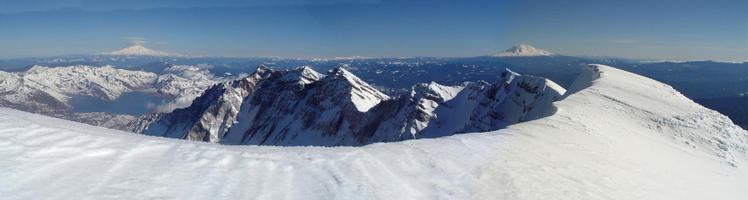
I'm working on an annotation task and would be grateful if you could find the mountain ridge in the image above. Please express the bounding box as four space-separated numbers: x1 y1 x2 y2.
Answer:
130 65 566 146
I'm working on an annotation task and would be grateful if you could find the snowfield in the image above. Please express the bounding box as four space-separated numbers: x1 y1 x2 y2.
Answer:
1 64 747 199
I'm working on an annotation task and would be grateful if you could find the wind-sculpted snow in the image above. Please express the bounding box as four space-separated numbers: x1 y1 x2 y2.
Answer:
132 65 565 146
0 108 506 200
477 64 748 199
1 64 748 200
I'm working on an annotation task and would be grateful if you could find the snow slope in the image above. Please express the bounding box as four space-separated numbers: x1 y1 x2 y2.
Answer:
477 64 748 199
1 64 747 199
0 107 506 200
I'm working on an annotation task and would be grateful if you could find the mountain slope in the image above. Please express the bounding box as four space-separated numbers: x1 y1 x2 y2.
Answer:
132 66 565 146
478 64 748 199
1 64 746 199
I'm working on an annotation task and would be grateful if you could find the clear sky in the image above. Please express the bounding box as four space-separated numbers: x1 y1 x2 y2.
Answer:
0 0 746 60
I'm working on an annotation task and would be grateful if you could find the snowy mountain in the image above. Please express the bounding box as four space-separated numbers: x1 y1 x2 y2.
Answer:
0 65 227 129
0 65 157 113
101 44 181 57
495 44 554 57
130 65 565 146
1 64 746 199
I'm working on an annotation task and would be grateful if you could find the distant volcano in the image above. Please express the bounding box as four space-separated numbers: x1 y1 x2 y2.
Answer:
101 44 181 57
495 44 554 57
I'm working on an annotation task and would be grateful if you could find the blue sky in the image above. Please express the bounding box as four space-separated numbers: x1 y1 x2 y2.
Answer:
0 0 746 60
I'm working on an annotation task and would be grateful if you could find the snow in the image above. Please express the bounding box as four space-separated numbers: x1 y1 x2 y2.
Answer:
0 65 159 115
137 66 563 145
329 67 389 112
478 64 748 199
0 64 231 129
0 64 226 111
23 65 158 101
279 66 325 85
153 65 230 112
495 44 554 57
423 81 463 102
639 60 747 64
0 107 505 200
1 64 747 199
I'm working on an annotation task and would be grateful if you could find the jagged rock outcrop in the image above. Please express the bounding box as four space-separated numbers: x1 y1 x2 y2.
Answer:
130 65 565 146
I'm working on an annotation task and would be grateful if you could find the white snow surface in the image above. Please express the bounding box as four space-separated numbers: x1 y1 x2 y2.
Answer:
1 64 747 199
331 68 390 112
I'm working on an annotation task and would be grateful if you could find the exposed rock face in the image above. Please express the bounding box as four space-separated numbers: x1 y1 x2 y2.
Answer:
131 65 565 146
368 69 566 141
131 65 277 142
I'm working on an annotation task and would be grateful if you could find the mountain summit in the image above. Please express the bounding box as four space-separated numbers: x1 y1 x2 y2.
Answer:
101 44 180 57
495 44 554 57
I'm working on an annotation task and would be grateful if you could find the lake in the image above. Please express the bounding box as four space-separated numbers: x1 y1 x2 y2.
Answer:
70 92 165 115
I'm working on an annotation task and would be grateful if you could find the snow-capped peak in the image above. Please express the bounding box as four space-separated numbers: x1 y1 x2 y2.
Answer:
255 64 272 74
495 44 554 57
278 66 325 85
101 44 180 57
409 81 464 103
325 67 390 112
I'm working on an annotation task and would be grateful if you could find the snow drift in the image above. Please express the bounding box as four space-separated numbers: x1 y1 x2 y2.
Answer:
1 64 747 200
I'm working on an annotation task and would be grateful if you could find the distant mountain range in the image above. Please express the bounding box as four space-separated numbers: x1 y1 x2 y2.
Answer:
1 44 747 131
0 64 232 129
